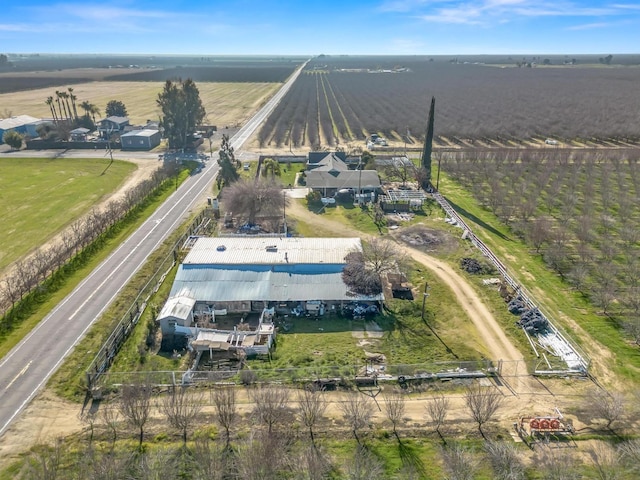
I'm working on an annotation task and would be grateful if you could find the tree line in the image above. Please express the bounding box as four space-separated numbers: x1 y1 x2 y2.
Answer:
0 164 179 331
13 381 640 479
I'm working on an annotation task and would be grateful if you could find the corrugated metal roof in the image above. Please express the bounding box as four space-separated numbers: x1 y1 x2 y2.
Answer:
158 295 196 321
305 170 381 189
169 267 379 302
0 115 40 130
121 129 158 138
184 237 361 265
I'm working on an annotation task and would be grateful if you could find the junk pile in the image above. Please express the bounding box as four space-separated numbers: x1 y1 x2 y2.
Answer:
518 308 548 334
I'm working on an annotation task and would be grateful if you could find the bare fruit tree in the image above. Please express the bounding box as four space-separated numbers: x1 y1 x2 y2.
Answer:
160 386 204 446
119 381 153 448
344 445 385 480
585 389 626 430
383 392 406 441
296 388 328 447
463 383 503 438
441 444 478 480
99 403 121 452
338 393 373 445
221 177 287 228
425 392 449 443
484 441 525 480
211 386 238 449
250 384 290 435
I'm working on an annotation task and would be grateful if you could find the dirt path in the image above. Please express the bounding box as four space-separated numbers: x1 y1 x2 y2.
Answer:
286 199 522 364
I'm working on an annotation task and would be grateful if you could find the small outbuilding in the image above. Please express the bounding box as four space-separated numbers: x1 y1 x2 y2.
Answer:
121 129 161 150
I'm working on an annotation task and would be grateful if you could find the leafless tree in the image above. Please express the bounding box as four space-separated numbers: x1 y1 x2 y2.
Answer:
484 441 525 480
425 392 449 443
161 386 204 446
618 439 640 474
344 445 385 480
235 429 292 480
536 449 581 480
250 384 291 435
211 386 238 449
588 442 625 480
440 444 478 480
342 238 407 296
463 383 503 438
191 436 230 480
22 439 63 480
383 392 406 441
585 389 626 430
99 403 121 452
133 448 178 480
290 443 334 480
119 381 153 448
296 388 327 447
221 177 287 227
338 393 373 445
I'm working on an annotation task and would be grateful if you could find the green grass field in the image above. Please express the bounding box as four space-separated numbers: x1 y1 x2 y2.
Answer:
0 158 135 272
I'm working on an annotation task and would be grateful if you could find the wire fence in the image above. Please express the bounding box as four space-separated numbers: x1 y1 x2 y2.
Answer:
432 192 590 375
85 210 211 389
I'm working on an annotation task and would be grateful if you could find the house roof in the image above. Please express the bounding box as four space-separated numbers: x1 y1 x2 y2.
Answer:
121 129 159 138
169 267 381 302
99 116 129 125
158 295 196 321
0 115 40 130
311 152 349 172
70 127 90 134
305 170 381 190
183 237 361 266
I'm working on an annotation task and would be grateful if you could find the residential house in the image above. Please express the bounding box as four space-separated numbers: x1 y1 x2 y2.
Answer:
97 116 129 139
304 152 381 199
69 127 90 141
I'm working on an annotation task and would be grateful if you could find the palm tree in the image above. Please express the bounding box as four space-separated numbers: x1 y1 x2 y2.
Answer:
90 104 101 124
45 96 58 124
68 87 78 119
79 100 91 117
61 91 72 121
55 91 64 120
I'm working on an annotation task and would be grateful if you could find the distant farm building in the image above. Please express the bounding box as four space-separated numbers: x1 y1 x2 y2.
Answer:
0 115 40 143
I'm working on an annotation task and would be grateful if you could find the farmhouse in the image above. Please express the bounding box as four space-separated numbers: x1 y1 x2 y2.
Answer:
121 129 161 150
158 236 382 354
305 152 381 199
97 116 129 138
0 115 40 142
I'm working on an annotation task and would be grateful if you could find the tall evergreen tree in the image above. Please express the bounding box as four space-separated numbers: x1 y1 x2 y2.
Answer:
420 96 435 190
157 78 206 150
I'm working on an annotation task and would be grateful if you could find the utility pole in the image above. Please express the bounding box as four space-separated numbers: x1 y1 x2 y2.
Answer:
283 190 287 236
421 282 430 323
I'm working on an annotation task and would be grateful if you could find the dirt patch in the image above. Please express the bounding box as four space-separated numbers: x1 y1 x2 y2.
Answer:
396 224 458 254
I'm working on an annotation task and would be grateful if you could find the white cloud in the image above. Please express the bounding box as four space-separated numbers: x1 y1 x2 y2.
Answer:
384 0 640 25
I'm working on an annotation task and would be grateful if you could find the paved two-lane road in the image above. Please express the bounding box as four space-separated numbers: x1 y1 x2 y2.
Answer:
0 60 307 438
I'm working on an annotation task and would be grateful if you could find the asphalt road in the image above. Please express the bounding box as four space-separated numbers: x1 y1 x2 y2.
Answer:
0 60 307 438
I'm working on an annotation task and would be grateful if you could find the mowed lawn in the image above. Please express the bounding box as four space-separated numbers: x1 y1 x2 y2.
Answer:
0 158 135 272
0 81 281 126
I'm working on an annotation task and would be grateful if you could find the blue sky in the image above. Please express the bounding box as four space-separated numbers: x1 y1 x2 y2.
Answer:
1 0 638 55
